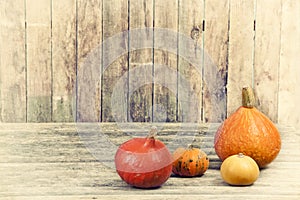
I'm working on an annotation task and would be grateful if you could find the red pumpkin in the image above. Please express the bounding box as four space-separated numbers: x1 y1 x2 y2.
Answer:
114 127 173 188
214 86 281 168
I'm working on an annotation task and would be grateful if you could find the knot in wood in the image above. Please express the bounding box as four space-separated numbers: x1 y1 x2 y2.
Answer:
190 26 201 40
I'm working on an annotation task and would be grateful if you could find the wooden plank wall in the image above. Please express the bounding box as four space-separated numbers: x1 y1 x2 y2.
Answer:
0 0 299 127
0 1 26 122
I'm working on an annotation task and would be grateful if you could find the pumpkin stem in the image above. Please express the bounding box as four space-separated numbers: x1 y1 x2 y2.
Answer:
238 153 245 158
144 126 157 147
242 86 255 108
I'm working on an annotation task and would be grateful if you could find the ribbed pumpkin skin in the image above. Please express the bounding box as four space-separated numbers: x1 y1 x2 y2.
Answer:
214 106 281 168
115 137 173 188
116 164 172 188
172 147 209 177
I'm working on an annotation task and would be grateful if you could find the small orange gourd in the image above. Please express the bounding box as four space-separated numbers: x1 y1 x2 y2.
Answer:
214 86 281 168
172 145 209 177
220 153 260 186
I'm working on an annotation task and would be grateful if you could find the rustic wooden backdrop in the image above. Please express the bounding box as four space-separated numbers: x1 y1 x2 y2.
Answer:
0 0 299 128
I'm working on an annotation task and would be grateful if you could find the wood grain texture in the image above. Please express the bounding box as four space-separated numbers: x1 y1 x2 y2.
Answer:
0 195 299 200
203 0 229 122
0 1 26 122
0 123 299 198
52 0 76 122
77 0 102 122
177 0 203 123
128 0 153 122
227 0 255 116
26 0 52 122
1 1 300 128
153 0 178 122
254 0 281 122
278 0 300 129
102 0 129 122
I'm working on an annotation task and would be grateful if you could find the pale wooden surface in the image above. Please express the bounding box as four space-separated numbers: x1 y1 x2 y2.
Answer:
102 0 129 122
0 0 300 129
178 0 203 123
128 0 153 122
203 0 229 122
227 0 255 116
153 0 178 122
52 0 76 122
0 1 26 122
77 0 102 122
254 0 281 122
0 123 299 199
278 1 300 130
26 0 52 122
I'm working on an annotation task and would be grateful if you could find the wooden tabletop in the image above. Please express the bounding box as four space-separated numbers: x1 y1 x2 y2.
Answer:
0 123 299 199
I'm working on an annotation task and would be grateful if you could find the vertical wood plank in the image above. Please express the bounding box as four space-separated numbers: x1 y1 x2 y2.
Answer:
278 0 300 129
153 0 178 122
0 1 26 122
52 0 77 122
26 0 52 122
128 0 153 122
77 0 102 122
254 0 281 122
102 0 129 122
177 0 203 122
203 0 229 122
227 0 255 115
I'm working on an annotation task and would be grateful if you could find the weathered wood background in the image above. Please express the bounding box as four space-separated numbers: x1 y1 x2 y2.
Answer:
0 0 299 127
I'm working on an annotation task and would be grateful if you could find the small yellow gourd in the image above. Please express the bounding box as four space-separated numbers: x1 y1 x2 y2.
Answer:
220 153 260 186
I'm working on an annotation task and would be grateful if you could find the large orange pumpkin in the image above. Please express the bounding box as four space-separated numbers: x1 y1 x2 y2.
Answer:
214 86 281 168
